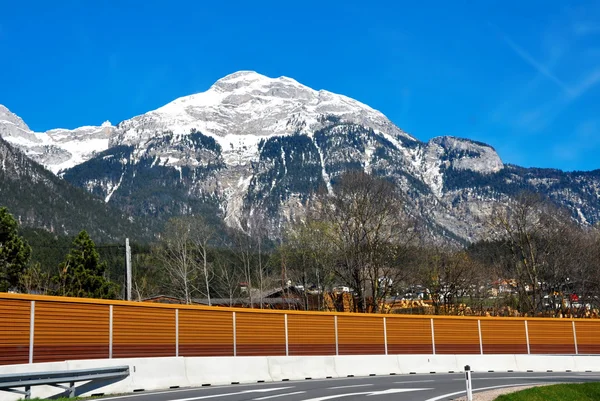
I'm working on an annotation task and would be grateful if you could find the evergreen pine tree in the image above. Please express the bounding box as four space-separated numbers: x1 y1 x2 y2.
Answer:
54 230 117 299
0 207 32 292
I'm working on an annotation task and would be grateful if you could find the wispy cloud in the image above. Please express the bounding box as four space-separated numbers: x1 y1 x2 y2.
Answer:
494 27 572 95
572 22 600 36
569 68 600 98
489 21 600 133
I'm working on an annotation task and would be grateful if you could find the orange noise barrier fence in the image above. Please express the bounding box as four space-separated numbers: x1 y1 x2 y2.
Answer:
1 293 599 366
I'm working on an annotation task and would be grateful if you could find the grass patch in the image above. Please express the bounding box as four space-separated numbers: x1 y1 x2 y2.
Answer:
28 398 80 401
28 396 104 401
495 383 600 401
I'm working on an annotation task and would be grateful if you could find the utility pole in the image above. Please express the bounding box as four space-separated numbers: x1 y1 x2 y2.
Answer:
125 238 132 301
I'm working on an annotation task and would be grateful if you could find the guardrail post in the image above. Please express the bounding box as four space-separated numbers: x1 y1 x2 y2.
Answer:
284 314 289 356
29 301 35 364
572 321 578 355
109 305 113 359
524 320 531 355
383 317 388 355
430 318 436 355
334 315 339 356
464 365 473 401
232 312 237 357
175 309 179 357
478 319 483 355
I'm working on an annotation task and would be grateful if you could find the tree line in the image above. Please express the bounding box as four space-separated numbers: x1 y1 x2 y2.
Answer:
0 206 117 298
2 171 600 317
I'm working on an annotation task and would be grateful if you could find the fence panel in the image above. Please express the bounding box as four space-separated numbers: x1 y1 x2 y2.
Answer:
574 321 600 354
480 319 528 354
386 317 432 354
3 294 600 364
179 308 234 356
527 320 575 354
34 301 109 363
235 311 286 356
0 299 30 365
433 319 480 354
337 315 385 355
287 314 336 356
113 305 175 358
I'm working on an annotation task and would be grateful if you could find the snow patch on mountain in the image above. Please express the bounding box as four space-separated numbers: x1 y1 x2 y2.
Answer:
0 105 113 173
114 71 414 163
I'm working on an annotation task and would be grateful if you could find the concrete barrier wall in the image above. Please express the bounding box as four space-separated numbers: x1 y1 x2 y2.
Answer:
1 354 600 401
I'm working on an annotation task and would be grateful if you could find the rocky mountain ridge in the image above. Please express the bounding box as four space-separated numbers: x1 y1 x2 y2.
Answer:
0 136 145 241
0 105 113 173
2 71 598 243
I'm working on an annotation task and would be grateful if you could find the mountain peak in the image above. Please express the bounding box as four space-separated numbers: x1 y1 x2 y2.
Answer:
216 70 267 82
0 104 31 132
120 70 401 148
211 70 302 93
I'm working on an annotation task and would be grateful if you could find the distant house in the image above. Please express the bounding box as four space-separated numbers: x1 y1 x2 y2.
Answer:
142 295 203 305
142 286 305 309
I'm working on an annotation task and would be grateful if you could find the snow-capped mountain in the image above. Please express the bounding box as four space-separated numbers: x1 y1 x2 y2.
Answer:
112 71 416 173
0 105 112 173
2 71 599 243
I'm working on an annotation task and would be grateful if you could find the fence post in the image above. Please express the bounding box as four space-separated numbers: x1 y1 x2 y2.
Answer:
383 317 388 355
233 312 237 357
478 320 483 355
175 309 179 357
572 321 578 355
524 320 531 354
109 305 113 359
430 318 436 355
334 315 339 356
284 314 289 357
29 301 35 364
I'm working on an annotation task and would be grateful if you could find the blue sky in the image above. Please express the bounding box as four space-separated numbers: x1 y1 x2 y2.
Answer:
1 1 600 171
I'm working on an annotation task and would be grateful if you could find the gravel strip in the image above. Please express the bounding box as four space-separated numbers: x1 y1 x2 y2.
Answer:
451 384 549 401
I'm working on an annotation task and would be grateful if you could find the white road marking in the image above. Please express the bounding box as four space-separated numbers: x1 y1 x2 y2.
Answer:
422 382 545 401
97 388 217 401
452 375 587 381
301 388 432 401
327 384 373 390
166 386 295 401
253 391 306 400
366 389 432 396
96 384 292 401
394 380 435 384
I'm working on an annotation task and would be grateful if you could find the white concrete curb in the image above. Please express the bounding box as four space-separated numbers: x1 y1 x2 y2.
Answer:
1 354 599 401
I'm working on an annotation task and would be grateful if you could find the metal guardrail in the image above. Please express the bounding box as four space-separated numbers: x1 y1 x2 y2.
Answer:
0 366 130 399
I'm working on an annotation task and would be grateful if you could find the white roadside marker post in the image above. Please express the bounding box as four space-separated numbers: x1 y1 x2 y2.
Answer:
465 365 473 401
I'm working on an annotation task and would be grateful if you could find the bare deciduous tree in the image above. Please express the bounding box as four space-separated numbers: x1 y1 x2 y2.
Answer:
313 171 418 313
417 248 483 315
154 216 215 304
487 192 576 315
281 219 335 310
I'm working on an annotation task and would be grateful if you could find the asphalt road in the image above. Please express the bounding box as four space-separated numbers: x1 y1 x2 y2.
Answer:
97 372 600 401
